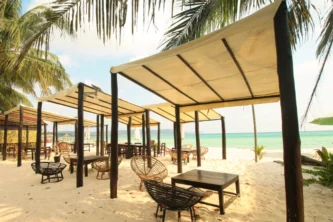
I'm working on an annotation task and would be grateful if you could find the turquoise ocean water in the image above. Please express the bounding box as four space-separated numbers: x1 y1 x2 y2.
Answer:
59 130 333 150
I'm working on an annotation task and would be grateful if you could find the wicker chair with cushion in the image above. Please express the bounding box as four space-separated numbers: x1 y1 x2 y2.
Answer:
92 156 122 180
143 179 203 222
31 162 67 184
169 150 189 165
131 156 168 191
192 146 209 160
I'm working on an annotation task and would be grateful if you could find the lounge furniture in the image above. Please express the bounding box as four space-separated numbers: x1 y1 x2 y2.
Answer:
143 179 203 222
7 146 27 160
182 144 193 149
70 155 108 177
172 169 240 215
31 162 67 184
169 149 189 165
92 156 122 180
192 146 209 160
58 142 70 155
130 156 168 191
160 143 166 156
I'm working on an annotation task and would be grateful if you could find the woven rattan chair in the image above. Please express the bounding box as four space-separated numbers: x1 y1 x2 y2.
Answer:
92 156 122 180
169 150 189 165
143 179 203 222
182 144 193 149
58 142 70 155
131 156 168 191
31 162 67 184
192 146 209 160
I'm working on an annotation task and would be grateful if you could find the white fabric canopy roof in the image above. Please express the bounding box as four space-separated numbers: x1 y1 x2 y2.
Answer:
111 0 282 112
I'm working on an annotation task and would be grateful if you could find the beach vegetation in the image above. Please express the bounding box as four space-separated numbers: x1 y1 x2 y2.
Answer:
303 149 333 188
253 145 265 160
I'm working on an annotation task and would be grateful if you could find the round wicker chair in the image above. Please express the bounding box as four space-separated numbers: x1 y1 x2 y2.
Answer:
31 162 67 184
130 156 168 191
169 150 189 165
182 144 193 149
143 179 203 222
92 156 122 180
192 146 209 160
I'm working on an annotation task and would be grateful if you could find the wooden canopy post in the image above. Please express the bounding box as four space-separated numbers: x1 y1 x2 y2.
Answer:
110 72 119 199
106 125 108 146
157 123 161 156
55 122 58 143
175 105 182 173
222 117 226 160
145 110 151 158
96 114 100 156
26 126 29 148
74 121 78 154
126 117 132 158
77 83 84 188
274 2 304 221
195 111 201 167
52 123 56 148
142 114 146 152
43 124 47 147
17 106 23 167
3 115 8 160
173 122 177 148
36 102 42 167
101 114 105 156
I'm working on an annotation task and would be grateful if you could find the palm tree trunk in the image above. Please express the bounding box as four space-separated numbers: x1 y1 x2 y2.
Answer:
252 105 258 162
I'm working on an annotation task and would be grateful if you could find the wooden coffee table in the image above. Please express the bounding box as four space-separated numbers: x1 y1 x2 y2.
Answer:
171 169 240 214
70 155 108 177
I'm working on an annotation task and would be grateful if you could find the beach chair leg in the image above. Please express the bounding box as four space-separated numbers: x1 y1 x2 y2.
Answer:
189 207 193 222
178 210 181 222
162 209 166 222
155 204 159 217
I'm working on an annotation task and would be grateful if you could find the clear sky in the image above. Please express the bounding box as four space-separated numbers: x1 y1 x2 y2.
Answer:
23 0 333 133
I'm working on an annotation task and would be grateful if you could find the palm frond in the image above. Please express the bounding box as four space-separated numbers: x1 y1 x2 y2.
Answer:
0 84 32 112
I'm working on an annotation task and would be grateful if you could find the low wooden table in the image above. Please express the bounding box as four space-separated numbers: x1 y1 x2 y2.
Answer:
171 170 240 215
25 147 51 160
69 155 108 177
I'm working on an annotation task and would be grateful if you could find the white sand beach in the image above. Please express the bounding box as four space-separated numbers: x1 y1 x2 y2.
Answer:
1 148 333 222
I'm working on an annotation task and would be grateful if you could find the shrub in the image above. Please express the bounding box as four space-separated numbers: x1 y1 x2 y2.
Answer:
253 145 265 160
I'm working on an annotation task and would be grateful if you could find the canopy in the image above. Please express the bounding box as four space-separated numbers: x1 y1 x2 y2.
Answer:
106 114 159 127
144 102 222 123
38 83 145 116
4 105 73 125
111 0 281 112
310 116 333 126
57 119 97 127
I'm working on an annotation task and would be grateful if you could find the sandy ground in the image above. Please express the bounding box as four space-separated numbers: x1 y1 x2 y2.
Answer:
1 147 333 222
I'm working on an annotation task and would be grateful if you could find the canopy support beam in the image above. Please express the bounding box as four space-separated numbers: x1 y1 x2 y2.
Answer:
26 126 29 148
17 106 23 167
36 102 42 168
175 105 182 173
274 2 304 221
177 54 224 101
77 83 84 188
110 73 119 199
222 38 254 98
55 122 58 144
74 121 78 154
195 111 201 167
43 124 47 148
157 123 161 156
126 117 132 158
3 115 8 160
222 117 226 160
173 122 177 148
101 115 105 156
145 110 151 158
96 114 100 156
52 123 56 148
142 114 146 152
142 65 198 103
106 125 108 147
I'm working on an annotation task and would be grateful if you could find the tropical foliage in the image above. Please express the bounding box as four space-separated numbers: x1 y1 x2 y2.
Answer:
253 145 265 160
0 0 71 112
303 148 333 187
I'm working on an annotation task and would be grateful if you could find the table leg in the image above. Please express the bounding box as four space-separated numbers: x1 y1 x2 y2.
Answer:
32 151 34 160
85 164 88 177
236 179 240 196
153 146 156 157
218 188 225 215
171 180 176 187
70 160 73 174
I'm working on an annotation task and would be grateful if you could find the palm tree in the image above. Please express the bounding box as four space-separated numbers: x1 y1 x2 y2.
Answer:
0 0 71 111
